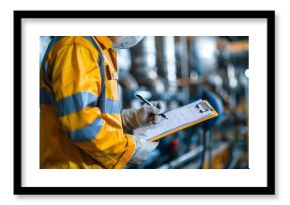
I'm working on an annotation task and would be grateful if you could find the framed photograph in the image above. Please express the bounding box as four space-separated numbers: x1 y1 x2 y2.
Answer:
14 10 275 195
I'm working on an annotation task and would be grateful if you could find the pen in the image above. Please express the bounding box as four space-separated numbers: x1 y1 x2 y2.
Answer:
135 94 168 120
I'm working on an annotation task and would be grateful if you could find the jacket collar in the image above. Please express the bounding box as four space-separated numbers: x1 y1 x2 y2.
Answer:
93 36 112 49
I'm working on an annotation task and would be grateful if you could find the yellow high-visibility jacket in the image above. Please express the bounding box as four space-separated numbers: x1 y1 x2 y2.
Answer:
40 36 135 169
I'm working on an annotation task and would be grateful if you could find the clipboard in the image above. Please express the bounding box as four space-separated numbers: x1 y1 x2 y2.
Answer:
134 99 218 142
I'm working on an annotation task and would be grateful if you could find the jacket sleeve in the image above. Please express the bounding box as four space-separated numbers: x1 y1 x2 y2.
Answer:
50 43 135 169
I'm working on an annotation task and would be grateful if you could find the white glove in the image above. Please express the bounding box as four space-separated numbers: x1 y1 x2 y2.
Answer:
122 101 166 129
129 134 159 164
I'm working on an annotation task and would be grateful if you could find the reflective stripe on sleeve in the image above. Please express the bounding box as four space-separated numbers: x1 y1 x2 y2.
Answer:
98 98 120 114
41 88 120 115
67 117 104 142
56 92 98 117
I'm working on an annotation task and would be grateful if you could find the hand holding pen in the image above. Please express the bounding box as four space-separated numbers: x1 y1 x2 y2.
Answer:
136 94 168 120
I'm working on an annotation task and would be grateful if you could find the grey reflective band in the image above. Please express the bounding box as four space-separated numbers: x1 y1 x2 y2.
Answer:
40 88 56 106
98 98 120 114
67 117 104 142
83 37 121 114
56 91 98 117
83 36 106 98
41 88 120 115
41 36 62 85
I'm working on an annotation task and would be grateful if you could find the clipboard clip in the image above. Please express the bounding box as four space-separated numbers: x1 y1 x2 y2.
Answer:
196 101 213 113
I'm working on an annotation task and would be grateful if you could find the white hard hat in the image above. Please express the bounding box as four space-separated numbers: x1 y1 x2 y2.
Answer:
110 36 144 49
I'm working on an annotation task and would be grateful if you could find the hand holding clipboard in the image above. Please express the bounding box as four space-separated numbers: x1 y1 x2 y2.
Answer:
134 99 218 142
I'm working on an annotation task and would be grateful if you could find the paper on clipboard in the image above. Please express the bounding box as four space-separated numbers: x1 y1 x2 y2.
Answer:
134 99 218 141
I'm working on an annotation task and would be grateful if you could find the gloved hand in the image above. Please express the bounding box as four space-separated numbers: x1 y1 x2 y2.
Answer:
121 101 166 129
129 134 159 164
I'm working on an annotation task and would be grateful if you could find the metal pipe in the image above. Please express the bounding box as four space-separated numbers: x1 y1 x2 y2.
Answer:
179 36 190 103
131 36 165 93
158 145 203 169
156 36 177 93
199 129 207 169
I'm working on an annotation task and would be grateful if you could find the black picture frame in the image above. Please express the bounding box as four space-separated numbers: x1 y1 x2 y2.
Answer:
14 10 275 195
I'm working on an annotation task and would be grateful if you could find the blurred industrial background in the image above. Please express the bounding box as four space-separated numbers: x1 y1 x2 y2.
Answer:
40 36 249 169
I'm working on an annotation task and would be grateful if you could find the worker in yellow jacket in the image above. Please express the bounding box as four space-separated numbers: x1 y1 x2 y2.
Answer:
40 36 165 169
